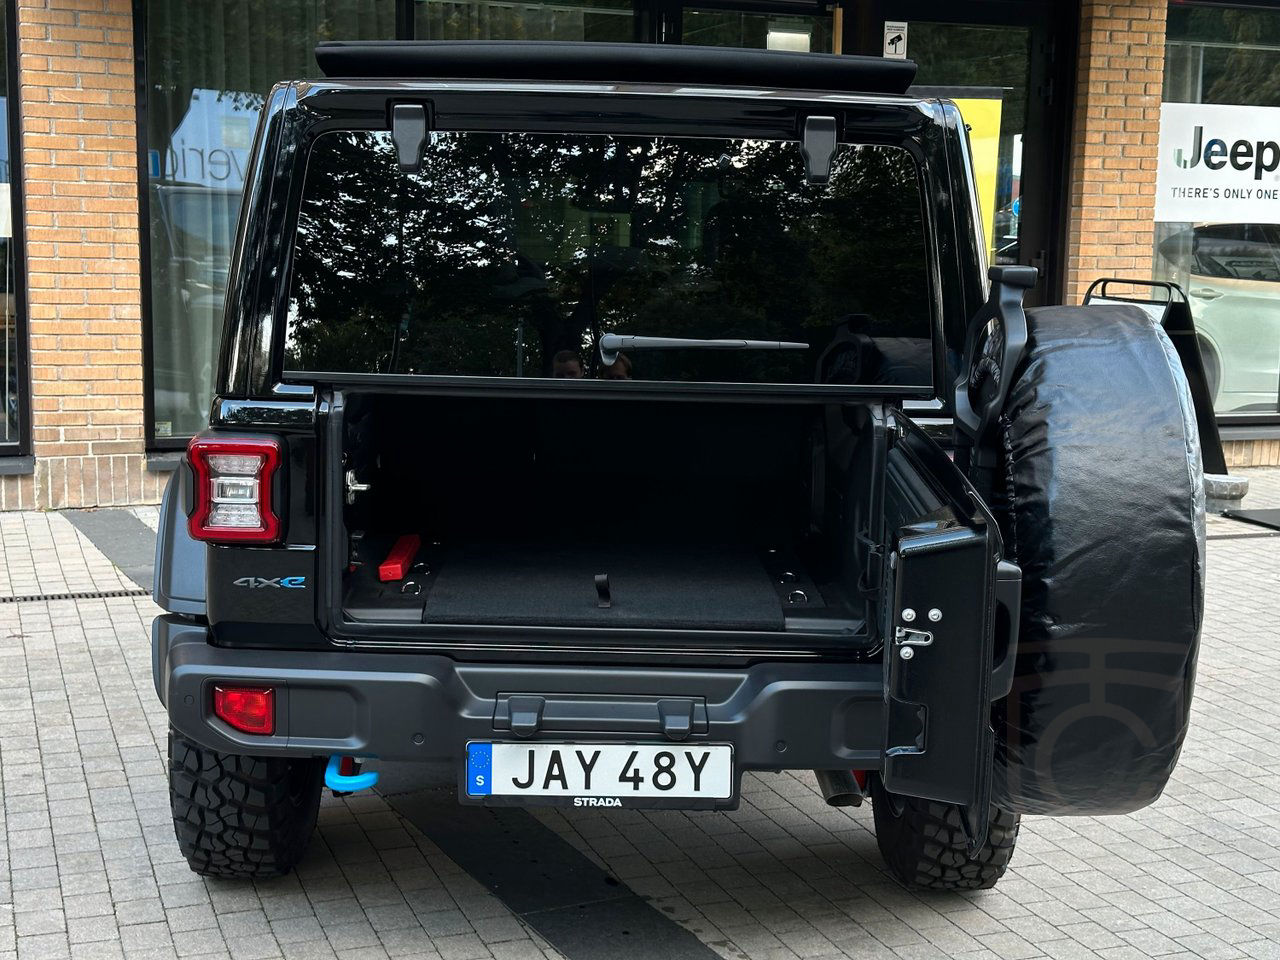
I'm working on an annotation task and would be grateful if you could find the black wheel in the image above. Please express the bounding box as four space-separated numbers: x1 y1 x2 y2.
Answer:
168 729 325 879
870 775 1020 891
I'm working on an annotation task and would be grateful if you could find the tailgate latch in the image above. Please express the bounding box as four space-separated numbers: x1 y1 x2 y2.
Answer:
894 626 934 660
344 468 370 505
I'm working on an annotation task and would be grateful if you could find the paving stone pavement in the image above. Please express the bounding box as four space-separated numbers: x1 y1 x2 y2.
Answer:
1 469 1279 960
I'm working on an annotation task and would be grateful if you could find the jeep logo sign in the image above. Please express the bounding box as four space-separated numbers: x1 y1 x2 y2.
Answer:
1174 126 1280 179
1156 102 1280 223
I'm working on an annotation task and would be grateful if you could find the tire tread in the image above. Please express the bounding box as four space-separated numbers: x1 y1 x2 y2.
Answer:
168 729 323 879
872 778 1019 891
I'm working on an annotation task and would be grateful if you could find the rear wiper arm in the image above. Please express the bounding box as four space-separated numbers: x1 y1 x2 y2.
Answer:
599 333 809 366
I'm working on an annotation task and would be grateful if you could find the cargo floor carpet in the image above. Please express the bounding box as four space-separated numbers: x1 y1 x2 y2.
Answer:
423 542 785 630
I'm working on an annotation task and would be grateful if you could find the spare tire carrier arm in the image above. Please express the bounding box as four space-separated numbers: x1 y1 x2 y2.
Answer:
953 265 1037 497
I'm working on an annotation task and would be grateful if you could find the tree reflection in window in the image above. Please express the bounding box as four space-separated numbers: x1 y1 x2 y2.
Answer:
285 130 932 386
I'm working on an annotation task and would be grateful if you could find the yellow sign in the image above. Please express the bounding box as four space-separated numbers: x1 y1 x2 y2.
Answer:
951 96 1005 260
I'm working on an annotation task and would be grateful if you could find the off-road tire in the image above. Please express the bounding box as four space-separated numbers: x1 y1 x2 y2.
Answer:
870 775 1019 891
169 729 324 879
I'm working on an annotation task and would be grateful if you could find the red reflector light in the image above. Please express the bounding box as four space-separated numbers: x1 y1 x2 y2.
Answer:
188 436 282 544
213 685 275 735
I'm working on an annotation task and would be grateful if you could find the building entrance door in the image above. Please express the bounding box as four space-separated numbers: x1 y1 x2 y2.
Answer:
844 1 1072 303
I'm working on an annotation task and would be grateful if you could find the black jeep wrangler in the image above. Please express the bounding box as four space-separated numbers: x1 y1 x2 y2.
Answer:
153 41 1208 891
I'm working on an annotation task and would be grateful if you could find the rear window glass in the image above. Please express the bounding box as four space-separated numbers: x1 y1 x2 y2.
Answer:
283 130 933 387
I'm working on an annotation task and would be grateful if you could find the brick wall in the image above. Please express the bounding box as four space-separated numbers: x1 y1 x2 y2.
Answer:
1064 0 1168 305
0 0 162 509
1224 439 1280 469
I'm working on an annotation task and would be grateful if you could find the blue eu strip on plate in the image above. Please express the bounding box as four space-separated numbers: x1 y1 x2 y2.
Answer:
467 742 493 796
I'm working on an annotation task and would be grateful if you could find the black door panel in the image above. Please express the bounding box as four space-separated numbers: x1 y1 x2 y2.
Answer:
881 414 1013 848
883 523 994 812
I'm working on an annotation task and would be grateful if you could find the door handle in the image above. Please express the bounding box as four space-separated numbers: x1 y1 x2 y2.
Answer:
1190 287 1223 300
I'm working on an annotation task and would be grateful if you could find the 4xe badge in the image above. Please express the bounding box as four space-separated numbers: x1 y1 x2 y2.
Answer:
234 576 307 589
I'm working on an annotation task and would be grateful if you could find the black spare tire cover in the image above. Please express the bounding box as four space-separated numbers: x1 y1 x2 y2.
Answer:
994 304 1206 816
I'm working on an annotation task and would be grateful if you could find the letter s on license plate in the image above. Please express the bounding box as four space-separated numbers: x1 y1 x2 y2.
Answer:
466 742 733 803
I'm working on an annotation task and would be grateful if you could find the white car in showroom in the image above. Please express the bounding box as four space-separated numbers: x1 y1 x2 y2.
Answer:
1159 222 1280 415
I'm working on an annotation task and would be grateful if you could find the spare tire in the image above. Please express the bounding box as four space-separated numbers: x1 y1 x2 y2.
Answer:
994 304 1206 816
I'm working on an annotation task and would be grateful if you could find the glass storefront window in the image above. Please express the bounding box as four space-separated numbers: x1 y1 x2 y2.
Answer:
146 0 644 443
1 0 22 454
415 0 633 42
909 23 1031 266
681 10 832 53
1158 4 1280 417
144 0 398 441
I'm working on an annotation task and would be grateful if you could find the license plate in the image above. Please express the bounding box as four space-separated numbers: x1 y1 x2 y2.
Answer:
465 742 733 803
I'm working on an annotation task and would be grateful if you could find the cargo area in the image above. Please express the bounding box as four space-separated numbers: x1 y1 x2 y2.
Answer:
336 395 879 641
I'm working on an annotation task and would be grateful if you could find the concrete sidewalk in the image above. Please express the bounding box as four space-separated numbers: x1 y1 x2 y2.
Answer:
1 471 1280 960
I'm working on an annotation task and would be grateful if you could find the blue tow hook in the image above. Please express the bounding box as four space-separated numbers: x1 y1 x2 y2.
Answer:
325 755 379 793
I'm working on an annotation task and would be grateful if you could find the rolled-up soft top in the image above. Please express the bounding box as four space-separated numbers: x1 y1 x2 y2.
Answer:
314 40 918 95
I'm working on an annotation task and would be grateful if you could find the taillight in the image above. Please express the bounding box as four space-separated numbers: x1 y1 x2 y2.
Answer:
213 684 275 735
188 436 282 543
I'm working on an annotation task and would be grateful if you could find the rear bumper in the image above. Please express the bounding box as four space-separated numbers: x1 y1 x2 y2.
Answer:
154 615 886 771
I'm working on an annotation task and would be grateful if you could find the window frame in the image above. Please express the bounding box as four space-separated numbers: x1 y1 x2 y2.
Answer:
257 87 949 404
0 0 30 459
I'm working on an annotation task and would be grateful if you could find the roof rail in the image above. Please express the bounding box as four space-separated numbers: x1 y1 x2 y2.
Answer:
314 41 917 95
